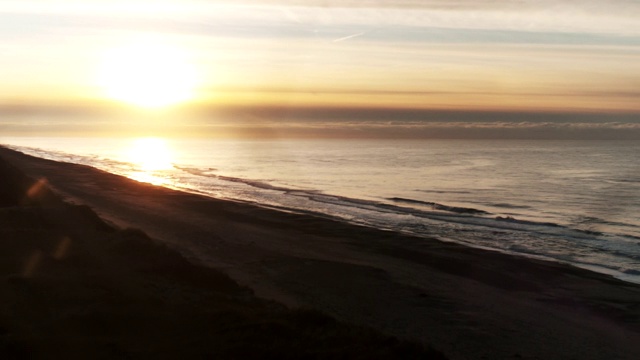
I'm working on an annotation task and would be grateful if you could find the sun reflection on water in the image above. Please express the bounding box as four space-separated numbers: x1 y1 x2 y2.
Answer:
126 138 174 185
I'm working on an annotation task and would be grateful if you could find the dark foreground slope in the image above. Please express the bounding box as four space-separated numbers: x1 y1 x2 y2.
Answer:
0 154 444 359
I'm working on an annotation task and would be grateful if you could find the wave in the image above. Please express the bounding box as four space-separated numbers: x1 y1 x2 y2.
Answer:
417 189 472 194
494 216 563 228
216 175 296 192
298 193 581 240
388 197 490 215
169 168 638 253
606 178 640 184
174 165 314 193
488 202 532 210
570 215 640 230
173 165 218 176
622 269 640 276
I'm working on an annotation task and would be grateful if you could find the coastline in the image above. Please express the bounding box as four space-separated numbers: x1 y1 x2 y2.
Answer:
2 146 640 359
5 138 640 286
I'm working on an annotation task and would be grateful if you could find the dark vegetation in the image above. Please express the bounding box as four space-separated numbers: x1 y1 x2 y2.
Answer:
0 155 446 359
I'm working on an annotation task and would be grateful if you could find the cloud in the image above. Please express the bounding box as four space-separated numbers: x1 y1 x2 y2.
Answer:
4 1 639 35
2 100 639 139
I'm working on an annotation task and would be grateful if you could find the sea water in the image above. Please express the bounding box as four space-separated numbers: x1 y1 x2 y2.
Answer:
2 137 640 283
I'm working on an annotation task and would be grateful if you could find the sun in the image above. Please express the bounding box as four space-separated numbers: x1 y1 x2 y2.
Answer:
97 38 197 108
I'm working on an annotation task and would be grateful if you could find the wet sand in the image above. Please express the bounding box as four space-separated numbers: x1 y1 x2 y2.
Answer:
1 146 639 359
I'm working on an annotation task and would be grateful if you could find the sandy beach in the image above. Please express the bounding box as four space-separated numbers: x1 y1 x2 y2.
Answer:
2 145 640 359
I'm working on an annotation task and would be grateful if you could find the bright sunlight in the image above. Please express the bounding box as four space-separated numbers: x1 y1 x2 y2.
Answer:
97 38 197 108
129 137 173 171
126 138 174 185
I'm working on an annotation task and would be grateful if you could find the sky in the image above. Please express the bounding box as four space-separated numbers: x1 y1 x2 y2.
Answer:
1 0 639 139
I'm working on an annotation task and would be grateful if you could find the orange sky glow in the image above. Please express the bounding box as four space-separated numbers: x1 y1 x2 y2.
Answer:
0 1 639 138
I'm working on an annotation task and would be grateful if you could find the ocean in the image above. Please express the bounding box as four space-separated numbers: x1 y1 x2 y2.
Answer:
2 136 640 284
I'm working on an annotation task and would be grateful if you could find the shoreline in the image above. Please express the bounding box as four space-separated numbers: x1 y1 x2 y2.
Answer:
5 141 640 287
2 146 640 359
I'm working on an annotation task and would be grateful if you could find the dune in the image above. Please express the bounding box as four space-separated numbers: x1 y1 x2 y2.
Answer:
1 145 639 359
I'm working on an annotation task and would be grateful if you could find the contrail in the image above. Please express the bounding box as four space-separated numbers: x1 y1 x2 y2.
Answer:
333 31 367 42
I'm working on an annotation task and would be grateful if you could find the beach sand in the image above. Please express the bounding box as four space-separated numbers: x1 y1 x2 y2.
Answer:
1 146 639 359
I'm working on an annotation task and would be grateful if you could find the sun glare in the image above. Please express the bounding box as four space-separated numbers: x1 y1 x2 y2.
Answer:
126 138 174 185
97 39 197 108
129 138 173 171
